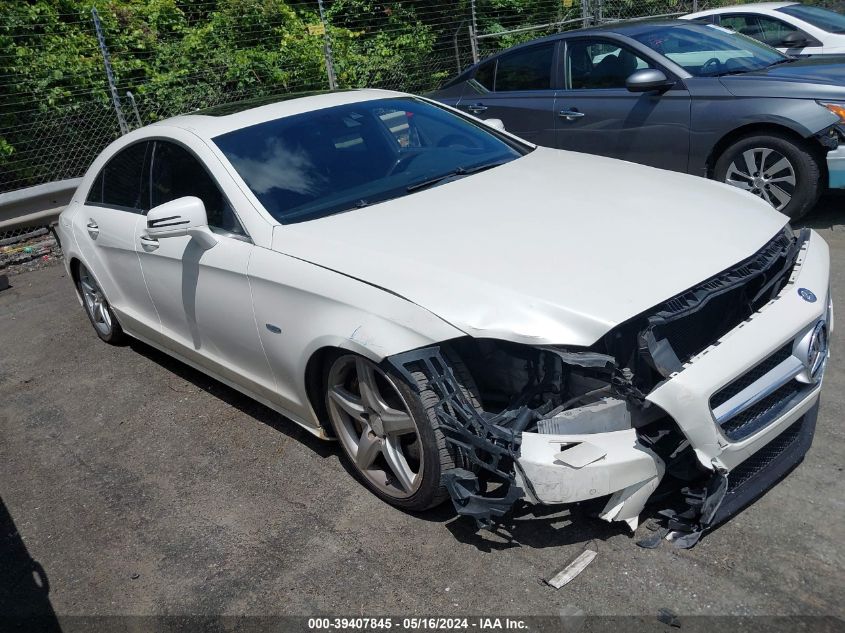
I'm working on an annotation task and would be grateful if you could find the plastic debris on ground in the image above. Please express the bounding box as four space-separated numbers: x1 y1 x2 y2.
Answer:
545 549 597 589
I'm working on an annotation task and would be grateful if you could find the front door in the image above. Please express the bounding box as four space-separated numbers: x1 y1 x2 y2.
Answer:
135 139 277 400
554 37 692 172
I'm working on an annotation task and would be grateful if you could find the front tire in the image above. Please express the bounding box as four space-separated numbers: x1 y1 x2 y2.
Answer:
324 353 477 511
714 133 822 220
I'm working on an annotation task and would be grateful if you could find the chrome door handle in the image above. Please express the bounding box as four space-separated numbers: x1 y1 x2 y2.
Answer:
467 104 488 114
86 220 99 239
558 109 585 121
139 234 159 251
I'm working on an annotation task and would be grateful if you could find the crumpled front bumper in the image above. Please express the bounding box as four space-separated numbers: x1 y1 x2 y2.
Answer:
515 230 831 530
515 428 664 529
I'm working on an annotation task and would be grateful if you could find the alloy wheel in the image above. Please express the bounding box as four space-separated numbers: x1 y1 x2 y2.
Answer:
327 355 423 499
724 147 796 211
78 265 113 337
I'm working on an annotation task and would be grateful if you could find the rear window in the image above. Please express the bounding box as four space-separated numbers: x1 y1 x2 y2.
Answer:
777 4 845 33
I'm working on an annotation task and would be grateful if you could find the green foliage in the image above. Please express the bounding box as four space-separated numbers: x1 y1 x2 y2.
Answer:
326 0 435 91
0 0 461 188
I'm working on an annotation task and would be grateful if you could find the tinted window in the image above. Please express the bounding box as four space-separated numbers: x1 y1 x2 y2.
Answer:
213 97 526 224
632 23 785 76
756 16 800 46
566 40 653 89
720 14 764 39
777 4 845 33
150 141 245 235
495 44 554 91
86 141 150 212
474 60 495 90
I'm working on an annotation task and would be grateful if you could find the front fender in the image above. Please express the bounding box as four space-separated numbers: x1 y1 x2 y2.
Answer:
689 95 839 175
248 245 465 428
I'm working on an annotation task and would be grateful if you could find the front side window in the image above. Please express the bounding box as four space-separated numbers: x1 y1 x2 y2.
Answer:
150 141 245 235
719 14 765 39
632 23 786 76
566 39 653 89
494 44 555 91
86 141 151 212
756 16 801 47
777 4 845 33
213 97 527 224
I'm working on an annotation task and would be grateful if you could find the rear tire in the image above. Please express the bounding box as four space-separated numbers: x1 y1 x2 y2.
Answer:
714 132 822 220
75 263 125 345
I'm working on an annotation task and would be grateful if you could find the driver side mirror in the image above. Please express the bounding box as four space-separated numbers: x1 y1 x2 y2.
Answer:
781 31 808 48
483 118 506 132
146 196 218 249
626 68 674 93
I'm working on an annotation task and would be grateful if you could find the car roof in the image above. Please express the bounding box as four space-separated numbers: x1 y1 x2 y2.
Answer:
685 2 797 17
468 18 711 60
439 18 701 85
148 88 410 138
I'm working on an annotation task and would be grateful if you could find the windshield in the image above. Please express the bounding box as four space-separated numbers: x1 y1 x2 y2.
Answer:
777 4 845 33
213 97 526 224
632 23 787 76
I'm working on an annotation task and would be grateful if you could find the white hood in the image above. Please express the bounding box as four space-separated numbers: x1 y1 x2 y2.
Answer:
271 147 788 346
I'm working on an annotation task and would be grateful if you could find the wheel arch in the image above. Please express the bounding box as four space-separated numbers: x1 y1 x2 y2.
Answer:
705 123 822 178
304 345 347 438
68 256 84 301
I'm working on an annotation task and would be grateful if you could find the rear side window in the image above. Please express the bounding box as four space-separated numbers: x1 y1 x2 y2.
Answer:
86 141 151 212
474 60 495 90
150 141 245 235
494 44 554 91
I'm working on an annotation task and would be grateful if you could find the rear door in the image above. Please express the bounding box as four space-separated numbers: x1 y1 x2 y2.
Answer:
554 37 692 172
73 141 159 335
456 42 558 146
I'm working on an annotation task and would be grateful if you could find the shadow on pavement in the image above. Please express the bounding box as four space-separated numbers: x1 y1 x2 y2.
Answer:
444 501 625 552
799 191 845 230
0 496 61 632
128 339 335 460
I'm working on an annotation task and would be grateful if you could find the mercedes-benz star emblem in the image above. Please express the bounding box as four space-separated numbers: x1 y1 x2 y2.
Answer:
798 288 817 303
807 321 829 380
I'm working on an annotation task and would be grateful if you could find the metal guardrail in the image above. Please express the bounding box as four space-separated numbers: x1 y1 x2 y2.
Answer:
0 179 80 232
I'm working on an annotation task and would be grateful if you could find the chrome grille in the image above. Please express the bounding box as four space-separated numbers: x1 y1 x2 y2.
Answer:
709 339 815 442
710 343 793 411
720 382 802 441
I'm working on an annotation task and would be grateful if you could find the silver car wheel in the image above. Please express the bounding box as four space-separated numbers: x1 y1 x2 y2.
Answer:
78 264 113 337
724 147 796 211
327 355 423 499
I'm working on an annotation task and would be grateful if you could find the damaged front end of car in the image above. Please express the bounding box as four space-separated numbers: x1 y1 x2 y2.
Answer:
388 226 819 547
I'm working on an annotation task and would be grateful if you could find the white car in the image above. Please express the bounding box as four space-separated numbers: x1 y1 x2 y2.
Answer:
683 2 845 55
58 89 832 546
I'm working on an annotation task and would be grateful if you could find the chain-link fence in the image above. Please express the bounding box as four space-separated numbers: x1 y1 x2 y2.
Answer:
1 0 843 200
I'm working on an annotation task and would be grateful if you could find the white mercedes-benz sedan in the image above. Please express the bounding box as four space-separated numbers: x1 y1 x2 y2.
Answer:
58 89 832 546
